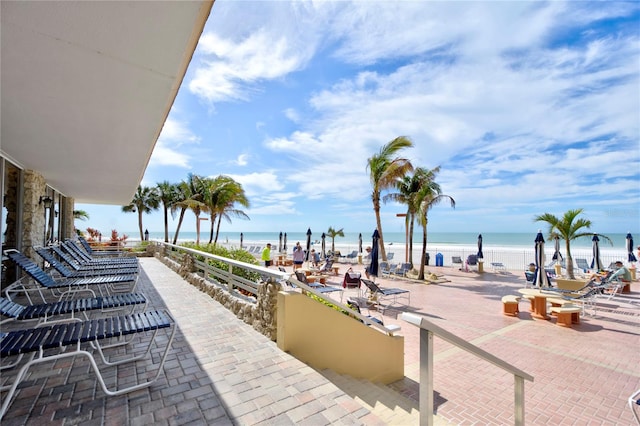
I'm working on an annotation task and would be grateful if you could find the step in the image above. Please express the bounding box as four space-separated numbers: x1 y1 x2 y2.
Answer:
320 369 454 425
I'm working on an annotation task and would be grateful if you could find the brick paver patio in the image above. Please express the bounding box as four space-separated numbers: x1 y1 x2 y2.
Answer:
2 257 638 425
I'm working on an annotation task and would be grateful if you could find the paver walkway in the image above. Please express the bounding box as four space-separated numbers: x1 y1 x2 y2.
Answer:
2 257 639 425
1 258 383 425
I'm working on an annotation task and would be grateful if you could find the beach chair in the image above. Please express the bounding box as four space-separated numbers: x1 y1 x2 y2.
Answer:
342 268 362 289
524 271 535 288
49 245 137 272
78 236 125 257
393 263 412 278
62 241 138 266
0 293 147 326
346 298 384 326
465 255 478 272
293 271 343 302
575 258 590 272
452 256 463 269
4 250 138 302
36 247 139 277
380 262 396 278
0 310 175 420
361 278 410 314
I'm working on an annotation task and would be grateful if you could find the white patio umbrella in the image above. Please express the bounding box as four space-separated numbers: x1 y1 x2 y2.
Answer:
533 231 551 288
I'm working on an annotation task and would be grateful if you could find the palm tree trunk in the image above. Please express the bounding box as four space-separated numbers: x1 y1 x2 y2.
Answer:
172 208 186 245
374 202 387 261
565 241 575 279
408 214 415 267
418 223 427 280
138 211 144 241
214 215 222 245
208 214 215 244
163 206 169 243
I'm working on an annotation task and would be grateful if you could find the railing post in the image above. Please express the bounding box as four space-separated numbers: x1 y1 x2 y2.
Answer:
227 263 233 293
515 375 525 426
420 327 434 426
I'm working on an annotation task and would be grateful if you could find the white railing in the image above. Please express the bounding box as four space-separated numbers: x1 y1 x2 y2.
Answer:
151 242 398 335
401 312 534 426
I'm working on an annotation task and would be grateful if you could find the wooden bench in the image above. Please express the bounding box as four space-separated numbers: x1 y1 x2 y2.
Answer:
550 304 581 327
501 295 521 316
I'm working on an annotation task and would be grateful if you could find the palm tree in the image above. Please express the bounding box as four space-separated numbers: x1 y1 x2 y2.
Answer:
534 209 612 279
203 175 250 244
183 174 208 245
367 136 414 261
170 181 191 244
326 226 344 253
414 168 455 280
156 181 179 243
384 167 434 267
73 210 90 221
122 185 160 241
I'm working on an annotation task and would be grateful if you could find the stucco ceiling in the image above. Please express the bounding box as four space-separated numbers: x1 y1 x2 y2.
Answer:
1 1 212 204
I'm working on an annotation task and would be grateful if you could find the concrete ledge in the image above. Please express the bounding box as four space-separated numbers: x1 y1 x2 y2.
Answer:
556 279 587 291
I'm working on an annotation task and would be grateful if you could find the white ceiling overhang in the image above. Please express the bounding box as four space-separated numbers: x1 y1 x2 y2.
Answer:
1 1 213 204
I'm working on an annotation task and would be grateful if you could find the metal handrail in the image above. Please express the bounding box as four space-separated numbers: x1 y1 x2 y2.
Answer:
401 312 534 426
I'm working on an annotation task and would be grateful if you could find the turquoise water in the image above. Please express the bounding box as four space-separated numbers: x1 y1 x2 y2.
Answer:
142 231 633 250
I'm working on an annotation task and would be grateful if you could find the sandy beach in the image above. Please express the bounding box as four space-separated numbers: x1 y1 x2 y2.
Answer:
215 239 633 274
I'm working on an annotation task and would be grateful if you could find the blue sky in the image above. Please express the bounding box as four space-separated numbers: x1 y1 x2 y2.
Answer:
77 1 640 238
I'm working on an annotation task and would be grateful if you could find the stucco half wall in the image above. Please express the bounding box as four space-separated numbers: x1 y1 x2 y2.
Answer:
276 291 404 384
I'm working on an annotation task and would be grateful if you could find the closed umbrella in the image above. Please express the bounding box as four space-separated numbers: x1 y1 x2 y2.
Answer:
240 232 243 250
321 233 326 259
305 228 312 262
591 234 602 271
283 233 288 252
358 233 363 254
552 235 563 263
368 229 380 279
477 234 483 260
627 233 637 262
278 232 283 253
533 231 551 288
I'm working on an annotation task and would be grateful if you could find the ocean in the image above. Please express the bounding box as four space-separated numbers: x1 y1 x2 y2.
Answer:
140 230 633 250
134 230 636 271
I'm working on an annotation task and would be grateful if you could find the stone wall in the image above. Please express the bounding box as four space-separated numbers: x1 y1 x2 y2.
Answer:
155 250 280 341
22 170 48 261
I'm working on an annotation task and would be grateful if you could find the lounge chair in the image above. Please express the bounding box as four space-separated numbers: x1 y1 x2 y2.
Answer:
4 250 138 302
0 293 147 325
293 271 343 302
344 251 358 260
342 268 362 289
0 310 175 420
49 245 137 272
36 247 139 277
465 255 478 271
361 278 410 314
575 258 590 272
452 256 463 269
380 262 396 278
78 236 125 257
346 298 383 326
315 259 335 275
393 263 411 278
62 240 138 265
524 271 535 288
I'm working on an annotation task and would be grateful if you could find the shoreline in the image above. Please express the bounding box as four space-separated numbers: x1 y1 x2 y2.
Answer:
147 238 633 273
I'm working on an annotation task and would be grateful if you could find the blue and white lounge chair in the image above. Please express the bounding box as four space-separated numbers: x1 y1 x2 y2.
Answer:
0 310 175 420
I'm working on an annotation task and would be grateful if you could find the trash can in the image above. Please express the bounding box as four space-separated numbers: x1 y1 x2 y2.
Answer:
425 252 430 266
435 253 444 267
